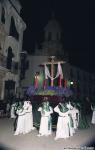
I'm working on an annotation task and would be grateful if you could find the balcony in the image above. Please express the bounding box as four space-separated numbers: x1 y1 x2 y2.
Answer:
0 53 6 68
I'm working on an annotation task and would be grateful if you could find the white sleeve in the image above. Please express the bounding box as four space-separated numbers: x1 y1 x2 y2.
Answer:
54 105 60 114
28 105 32 112
38 107 42 112
50 107 53 114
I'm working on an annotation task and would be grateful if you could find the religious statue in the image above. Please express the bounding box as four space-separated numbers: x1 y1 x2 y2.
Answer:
41 56 65 87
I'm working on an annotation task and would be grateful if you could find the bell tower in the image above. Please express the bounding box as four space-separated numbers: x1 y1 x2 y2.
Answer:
41 14 64 55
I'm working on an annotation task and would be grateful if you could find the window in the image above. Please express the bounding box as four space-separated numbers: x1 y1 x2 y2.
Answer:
77 70 80 80
1 7 5 24
56 32 59 40
9 17 19 40
6 47 14 69
48 32 51 41
77 84 80 93
70 68 73 79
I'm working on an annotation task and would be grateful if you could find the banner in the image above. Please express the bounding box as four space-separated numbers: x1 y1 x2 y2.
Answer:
44 62 63 80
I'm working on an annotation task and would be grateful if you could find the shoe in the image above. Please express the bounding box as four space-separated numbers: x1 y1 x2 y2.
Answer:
31 127 36 130
48 133 52 135
14 133 18 135
45 134 49 137
23 132 27 134
37 134 43 137
54 137 58 140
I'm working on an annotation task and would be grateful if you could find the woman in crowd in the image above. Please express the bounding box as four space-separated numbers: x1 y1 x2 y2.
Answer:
91 104 95 124
14 101 25 135
37 97 53 137
54 101 70 140
23 99 35 134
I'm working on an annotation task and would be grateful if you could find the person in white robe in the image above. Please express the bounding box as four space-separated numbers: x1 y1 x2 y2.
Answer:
23 100 35 134
10 102 16 119
71 102 79 130
37 100 53 137
54 102 70 140
91 104 95 124
14 102 25 135
6 102 10 117
66 102 75 136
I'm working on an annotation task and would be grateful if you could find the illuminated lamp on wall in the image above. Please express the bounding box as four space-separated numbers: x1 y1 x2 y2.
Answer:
70 81 74 85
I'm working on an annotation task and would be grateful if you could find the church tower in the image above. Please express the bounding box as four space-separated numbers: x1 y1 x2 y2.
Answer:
35 14 66 57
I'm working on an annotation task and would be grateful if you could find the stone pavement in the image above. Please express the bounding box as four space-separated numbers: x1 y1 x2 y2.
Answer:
0 118 95 150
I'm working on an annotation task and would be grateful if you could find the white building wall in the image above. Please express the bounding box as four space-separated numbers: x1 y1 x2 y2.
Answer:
0 0 26 100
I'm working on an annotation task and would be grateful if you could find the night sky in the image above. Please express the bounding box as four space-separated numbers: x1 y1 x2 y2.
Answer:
19 0 95 73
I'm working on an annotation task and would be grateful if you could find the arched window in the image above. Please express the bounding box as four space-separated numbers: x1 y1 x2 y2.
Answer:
56 32 59 40
48 32 51 41
1 7 5 24
77 70 80 80
6 47 14 69
0 43 2 51
70 68 73 79
77 84 80 93
9 17 19 40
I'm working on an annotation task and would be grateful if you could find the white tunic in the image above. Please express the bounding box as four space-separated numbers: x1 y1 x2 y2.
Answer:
14 108 25 135
54 105 70 139
66 103 78 135
91 106 95 124
38 106 53 136
24 104 35 133
10 103 16 118
68 109 77 136
71 107 79 129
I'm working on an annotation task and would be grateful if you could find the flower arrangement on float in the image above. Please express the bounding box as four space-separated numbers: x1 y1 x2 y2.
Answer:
26 85 73 97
